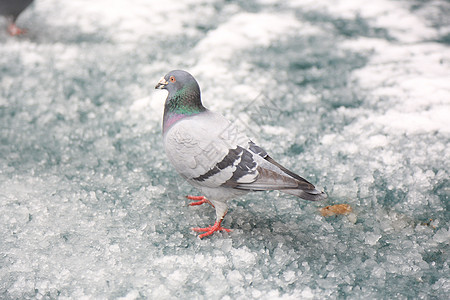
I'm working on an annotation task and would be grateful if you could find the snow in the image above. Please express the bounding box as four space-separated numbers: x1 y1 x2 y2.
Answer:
1 0 449 299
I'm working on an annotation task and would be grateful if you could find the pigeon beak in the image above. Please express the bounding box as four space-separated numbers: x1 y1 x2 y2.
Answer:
155 77 169 89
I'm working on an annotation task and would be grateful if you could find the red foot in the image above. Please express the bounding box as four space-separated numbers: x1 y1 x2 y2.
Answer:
192 221 231 239
8 24 26 36
186 195 214 207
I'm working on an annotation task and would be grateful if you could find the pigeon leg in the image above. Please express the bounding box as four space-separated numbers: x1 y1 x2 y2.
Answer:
192 219 231 239
186 195 213 207
7 23 26 36
191 200 230 238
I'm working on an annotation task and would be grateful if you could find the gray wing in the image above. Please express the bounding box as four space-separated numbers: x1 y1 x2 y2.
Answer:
219 141 327 201
165 112 326 201
163 111 257 187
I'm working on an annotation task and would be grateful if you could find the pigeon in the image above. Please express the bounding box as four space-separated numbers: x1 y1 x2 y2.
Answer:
155 70 327 238
0 0 34 36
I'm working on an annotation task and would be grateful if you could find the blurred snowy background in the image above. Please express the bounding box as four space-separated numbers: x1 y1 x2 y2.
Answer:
1 0 449 298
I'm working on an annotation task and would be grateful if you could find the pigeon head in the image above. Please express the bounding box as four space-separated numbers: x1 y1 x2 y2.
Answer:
155 70 199 94
155 70 207 132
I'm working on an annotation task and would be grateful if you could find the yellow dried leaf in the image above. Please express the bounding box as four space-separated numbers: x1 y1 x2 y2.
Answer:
320 204 353 217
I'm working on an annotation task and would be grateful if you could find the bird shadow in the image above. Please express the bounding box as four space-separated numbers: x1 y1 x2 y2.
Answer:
225 205 324 252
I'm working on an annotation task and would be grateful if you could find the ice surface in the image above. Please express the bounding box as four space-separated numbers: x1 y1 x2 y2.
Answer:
1 0 449 299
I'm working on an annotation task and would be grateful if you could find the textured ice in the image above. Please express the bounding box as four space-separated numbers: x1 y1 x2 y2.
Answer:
1 0 449 299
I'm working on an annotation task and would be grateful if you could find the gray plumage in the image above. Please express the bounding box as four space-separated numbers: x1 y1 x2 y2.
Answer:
155 70 327 238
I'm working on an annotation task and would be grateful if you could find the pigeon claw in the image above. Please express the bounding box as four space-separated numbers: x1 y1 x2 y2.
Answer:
192 221 231 239
7 23 26 36
186 195 214 207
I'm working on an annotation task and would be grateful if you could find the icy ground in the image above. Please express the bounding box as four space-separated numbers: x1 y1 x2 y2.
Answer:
0 0 449 299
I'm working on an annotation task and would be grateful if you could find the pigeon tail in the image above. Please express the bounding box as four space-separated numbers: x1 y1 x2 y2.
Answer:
259 156 327 201
231 166 327 201
281 188 327 201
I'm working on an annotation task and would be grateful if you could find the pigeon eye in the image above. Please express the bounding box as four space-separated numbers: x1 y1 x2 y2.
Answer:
169 76 176 83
